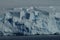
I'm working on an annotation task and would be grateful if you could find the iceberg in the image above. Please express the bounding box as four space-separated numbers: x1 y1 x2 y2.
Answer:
0 7 60 36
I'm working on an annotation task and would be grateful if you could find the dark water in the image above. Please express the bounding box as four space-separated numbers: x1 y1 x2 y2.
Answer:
0 35 60 40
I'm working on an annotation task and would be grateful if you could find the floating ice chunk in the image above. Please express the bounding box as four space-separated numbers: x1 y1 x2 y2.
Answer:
0 7 60 36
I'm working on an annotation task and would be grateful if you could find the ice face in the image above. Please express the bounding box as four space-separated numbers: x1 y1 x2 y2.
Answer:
0 7 60 36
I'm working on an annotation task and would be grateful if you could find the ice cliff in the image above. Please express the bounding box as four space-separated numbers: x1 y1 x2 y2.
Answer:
0 7 60 36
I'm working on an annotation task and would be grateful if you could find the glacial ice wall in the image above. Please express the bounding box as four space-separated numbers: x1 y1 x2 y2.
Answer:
0 7 60 36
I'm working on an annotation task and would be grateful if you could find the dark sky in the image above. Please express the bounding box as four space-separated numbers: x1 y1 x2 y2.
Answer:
0 0 60 8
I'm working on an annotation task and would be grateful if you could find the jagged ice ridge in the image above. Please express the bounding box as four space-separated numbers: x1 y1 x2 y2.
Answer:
0 7 60 36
